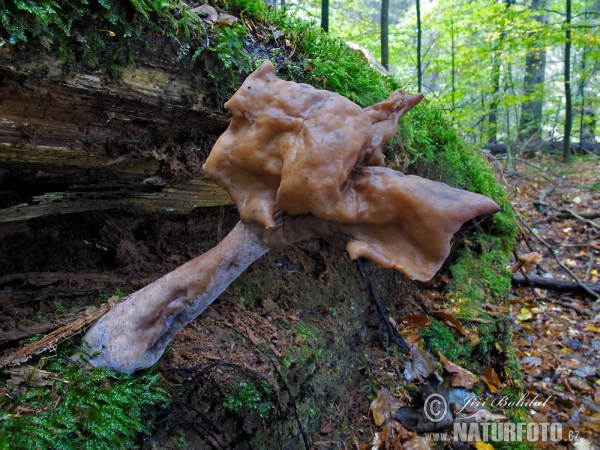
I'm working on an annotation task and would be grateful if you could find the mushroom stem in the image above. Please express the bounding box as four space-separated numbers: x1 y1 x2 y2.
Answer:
84 221 269 374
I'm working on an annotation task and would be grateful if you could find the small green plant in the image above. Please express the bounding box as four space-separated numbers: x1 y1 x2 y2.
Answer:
223 380 274 418
588 180 600 191
53 299 68 315
0 342 167 450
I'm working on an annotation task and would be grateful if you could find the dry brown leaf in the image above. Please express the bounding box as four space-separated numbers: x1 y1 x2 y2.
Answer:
7 365 64 387
439 352 478 390
568 377 594 393
520 356 542 367
482 366 501 387
404 344 437 383
217 13 239 26
401 314 432 328
431 311 467 336
369 387 402 429
399 329 421 345
191 3 219 22
319 422 334 434
402 436 433 449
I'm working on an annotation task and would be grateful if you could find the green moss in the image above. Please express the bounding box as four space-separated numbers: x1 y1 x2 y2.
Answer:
223 380 274 419
0 342 167 450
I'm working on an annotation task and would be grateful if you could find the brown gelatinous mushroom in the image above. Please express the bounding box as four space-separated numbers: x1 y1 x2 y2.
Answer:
84 61 499 374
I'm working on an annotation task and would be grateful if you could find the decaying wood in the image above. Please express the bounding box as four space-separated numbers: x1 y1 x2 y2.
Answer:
515 214 599 299
511 273 600 296
0 41 234 223
0 310 83 345
0 296 123 368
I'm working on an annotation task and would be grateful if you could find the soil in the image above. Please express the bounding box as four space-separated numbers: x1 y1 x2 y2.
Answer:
0 204 431 448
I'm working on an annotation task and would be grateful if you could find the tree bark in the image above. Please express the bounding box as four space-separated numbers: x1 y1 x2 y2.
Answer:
519 0 547 141
321 0 329 33
0 44 232 222
381 0 390 71
563 0 572 163
416 0 422 92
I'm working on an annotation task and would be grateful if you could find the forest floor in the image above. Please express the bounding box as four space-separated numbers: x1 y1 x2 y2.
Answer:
492 151 600 449
0 152 598 450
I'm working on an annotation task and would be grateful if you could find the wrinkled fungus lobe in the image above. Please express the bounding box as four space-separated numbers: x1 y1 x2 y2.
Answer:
205 61 499 281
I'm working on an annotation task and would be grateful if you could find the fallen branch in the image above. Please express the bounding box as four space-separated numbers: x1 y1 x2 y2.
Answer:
493 155 555 178
533 202 600 230
511 274 600 296
0 310 84 345
0 296 123 368
553 299 594 316
514 214 599 300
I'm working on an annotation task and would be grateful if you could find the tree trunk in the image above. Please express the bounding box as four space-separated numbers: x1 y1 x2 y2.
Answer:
563 0 572 163
321 0 329 33
381 0 390 71
519 0 547 141
416 0 422 92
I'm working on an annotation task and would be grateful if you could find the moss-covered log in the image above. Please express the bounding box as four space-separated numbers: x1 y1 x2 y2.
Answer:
0 1 520 448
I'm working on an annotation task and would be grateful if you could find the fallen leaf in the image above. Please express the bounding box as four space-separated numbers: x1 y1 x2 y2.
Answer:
400 329 421 345
585 325 600 333
482 366 501 387
439 352 478 390
568 377 594 393
475 442 495 450
517 307 533 321
404 344 437 382
402 314 432 328
520 356 542 367
370 388 402 429
403 436 432 449
573 437 593 450
7 365 63 387
319 422 334 434
431 311 467 336
217 13 238 26
191 3 219 22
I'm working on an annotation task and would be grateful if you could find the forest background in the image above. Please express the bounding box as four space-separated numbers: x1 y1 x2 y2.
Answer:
275 0 599 160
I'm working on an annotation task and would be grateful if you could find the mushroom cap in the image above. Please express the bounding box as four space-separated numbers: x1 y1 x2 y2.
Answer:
204 61 499 281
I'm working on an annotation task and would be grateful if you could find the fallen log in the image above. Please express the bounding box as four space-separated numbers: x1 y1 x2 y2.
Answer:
511 274 600 296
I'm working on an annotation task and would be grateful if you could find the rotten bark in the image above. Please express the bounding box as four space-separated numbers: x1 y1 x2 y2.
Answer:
0 42 232 223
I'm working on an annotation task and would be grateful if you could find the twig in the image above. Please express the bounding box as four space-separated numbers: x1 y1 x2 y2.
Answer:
547 205 600 230
494 155 555 178
553 299 593 316
537 186 556 212
513 211 599 300
534 201 600 229
356 259 410 354
585 252 594 283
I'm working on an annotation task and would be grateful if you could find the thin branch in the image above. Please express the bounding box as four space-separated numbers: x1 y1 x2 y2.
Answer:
356 259 410 354
534 202 600 230
553 299 593 316
585 252 594 283
514 211 599 299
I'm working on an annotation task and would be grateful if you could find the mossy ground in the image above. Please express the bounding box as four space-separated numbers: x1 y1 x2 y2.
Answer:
0 0 522 447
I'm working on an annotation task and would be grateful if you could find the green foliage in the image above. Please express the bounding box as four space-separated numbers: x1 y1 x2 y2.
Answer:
0 347 166 450
0 0 205 69
192 24 250 95
223 380 274 418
